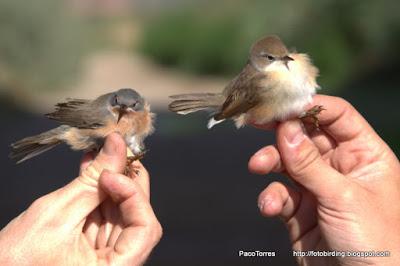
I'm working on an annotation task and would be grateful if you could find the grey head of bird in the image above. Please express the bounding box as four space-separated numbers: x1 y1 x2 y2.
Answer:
106 88 145 122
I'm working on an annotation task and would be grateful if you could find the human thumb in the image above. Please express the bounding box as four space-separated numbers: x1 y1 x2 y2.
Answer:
276 120 344 198
79 132 127 186
49 133 127 227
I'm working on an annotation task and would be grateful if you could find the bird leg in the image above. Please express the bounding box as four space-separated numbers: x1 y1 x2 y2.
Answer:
125 149 147 176
299 105 326 129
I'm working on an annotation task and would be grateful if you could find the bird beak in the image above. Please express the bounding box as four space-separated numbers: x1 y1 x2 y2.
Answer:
283 55 294 70
117 104 127 122
284 55 294 61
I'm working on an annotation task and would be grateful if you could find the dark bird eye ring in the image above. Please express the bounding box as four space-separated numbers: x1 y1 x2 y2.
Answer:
266 55 275 61
113 95 118 106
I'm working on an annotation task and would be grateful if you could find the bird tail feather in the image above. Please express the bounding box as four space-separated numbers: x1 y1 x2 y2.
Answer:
9 126 66 163
168 93 224 115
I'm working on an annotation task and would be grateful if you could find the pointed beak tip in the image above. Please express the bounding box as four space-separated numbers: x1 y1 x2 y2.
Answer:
283 55 293 70
117 106 127 122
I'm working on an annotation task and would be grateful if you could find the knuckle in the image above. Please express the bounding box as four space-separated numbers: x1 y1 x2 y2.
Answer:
289 144 320 176
151 221 163 242
25 195 55 222
258 181 279 202
29 195 50 212
333 96 350 106
333 97 355 114
155 221 163 239
78 161 103 187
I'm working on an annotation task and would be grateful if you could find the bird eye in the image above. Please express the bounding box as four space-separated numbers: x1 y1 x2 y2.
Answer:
112 95 119 106
266 55 275 61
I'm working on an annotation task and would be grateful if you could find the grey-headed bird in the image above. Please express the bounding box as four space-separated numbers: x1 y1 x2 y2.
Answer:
10 88 154 169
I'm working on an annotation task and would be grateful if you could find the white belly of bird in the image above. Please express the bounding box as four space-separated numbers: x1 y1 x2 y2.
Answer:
257 54 318 123
126 134 142 154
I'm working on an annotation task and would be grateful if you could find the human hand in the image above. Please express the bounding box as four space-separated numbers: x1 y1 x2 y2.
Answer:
249 95 400 266
0 133 162 266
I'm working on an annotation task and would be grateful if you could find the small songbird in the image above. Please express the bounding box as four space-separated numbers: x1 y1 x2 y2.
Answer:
10 88 154 167
169 35 323 129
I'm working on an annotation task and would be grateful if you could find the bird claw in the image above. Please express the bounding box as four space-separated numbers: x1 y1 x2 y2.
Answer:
125 166 140 176
299 105 326 129
124 150 148 176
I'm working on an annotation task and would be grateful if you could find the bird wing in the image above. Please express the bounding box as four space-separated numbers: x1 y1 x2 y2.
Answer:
45 98 105 129
214 65 264 120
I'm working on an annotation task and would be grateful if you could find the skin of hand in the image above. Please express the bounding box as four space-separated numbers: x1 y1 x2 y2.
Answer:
248 95 400 266
0 133 162 266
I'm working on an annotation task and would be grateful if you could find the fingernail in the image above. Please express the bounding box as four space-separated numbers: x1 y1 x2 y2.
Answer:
284 120 306 146
258 196 273 211
254 149 269 164
257 154 269 165
255 147 268 157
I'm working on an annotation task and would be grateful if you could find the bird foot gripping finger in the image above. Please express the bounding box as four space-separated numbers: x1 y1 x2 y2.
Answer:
124 150 148 176
124 165 140 176
299 105 326 129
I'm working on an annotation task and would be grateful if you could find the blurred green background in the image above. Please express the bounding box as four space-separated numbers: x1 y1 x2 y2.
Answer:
1 0 398 150
140 0 399 89
0 0 399 265
0 0 398 93
0 0 87 92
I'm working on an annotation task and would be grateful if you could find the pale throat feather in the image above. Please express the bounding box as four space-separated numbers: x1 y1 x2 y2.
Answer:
247 53 319 125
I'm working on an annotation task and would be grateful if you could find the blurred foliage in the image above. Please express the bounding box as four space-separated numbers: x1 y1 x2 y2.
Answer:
0 0 92 92
140 0 400 90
